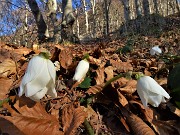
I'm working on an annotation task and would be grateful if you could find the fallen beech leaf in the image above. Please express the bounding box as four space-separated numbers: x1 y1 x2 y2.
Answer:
152 120 180 135
0 59 16 77
14 47 32 55
126 113 155 135
88 56 105 66
157 78 167 86
104 66 114 81
59 49 73 69
2 96 62 135
0 78 13 99
55 45 65 50
117 90 128 107
167 102 180 117
86 84 104 95
0 49 11 62
95 67 105 85
110 60 133 72
62 104 86 135
120 80 137 94
112 77 129 88
84 105 101 133
129 100 153 123
0 117 24 135
144 68 152 76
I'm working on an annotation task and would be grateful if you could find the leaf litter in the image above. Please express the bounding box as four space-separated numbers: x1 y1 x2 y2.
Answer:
0 27 180 135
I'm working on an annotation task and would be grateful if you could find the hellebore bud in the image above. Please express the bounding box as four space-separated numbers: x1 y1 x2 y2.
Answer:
136 75 170 107
150 46 162 55
73 59 89 82
18 51 57 101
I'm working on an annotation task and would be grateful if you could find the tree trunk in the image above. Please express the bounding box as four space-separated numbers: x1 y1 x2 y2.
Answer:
104 0 110 35
82 0 89 34
75 8 80 38
61 0 76 43
46 0 60 43
27 0 49 43
153 0 159 14
175 0 180 14
142 0 150 16
90 0 96 38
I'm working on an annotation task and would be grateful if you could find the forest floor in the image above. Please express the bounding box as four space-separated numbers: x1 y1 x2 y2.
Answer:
0 13 180 135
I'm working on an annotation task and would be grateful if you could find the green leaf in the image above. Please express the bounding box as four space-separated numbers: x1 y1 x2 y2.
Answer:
79 77 91 89
175 101 180 109
168 63 180 102
0 98 9 107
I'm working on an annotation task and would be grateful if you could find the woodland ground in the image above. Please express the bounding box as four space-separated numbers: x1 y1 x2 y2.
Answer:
0 13 180 135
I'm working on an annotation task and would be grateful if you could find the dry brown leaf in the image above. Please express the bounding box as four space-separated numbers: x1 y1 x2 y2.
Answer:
156 78 167 86
126 113 155 135
167 102 180 117
62 104 86 135
88 56 105 67
120 80 137 94
104 66 114 81
2 96 62 135
84 105 101 134
59 48 73 69
95 67 105 85
0 77 13 99
86 84 104 95
0 117 24 135
0 49 12 62
112 77 129 88
119 116 130 132
110 60 133 72
117 90 128 107
55 45 65 50
144 68 152 76
0 58 17 77
152 120 180 135
129 100 154 123
14 48 32 55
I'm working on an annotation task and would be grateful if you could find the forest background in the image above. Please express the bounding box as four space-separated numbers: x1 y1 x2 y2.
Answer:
0 0 180 135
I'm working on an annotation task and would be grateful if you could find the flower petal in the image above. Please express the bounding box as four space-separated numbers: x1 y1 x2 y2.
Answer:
46 79 57 98
150 46 162 55
147 92 163 107
150 49 156 55
137 81 149 107
29 87 48 101
23 55 46 85
47 59 56 83
73 60 89 82
25 62 51 97
143 76 170 99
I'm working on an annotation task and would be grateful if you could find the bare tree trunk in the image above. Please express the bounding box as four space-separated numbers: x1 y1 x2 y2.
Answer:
142 0 150 16
27 0 49 43
46 0 60 43
104 0 111 36
121 0 130 25
90 0 96 38
24 9 28 47
153 0 158 14
175 0 180 14
82 0 89 34
135 0 142 17
75 8 79 38
61 0 76 43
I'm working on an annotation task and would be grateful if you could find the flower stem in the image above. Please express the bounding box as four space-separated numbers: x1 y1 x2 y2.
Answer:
83 119 94 135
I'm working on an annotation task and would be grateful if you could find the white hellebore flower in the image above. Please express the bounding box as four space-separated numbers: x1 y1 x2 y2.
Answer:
19 51 57 101
73 59 89 82
137 76 170 107
150 46 162 55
